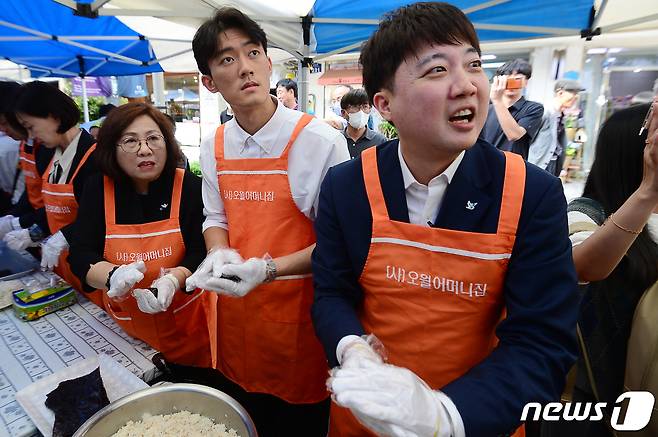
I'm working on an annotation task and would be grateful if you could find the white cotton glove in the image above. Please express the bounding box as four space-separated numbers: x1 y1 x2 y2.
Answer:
185 247 243 292
200 257 267 297
329 363 445 437
0 215 20 239
107 261 146 300
4 228 38 251
40 231 69 270
338 335 385 369
133 273 179 314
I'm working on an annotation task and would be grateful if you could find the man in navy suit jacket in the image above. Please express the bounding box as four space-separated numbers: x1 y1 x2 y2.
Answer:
311 3 579 437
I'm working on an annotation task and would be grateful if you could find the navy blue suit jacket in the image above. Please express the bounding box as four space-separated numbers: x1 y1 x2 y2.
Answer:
311 139 579 436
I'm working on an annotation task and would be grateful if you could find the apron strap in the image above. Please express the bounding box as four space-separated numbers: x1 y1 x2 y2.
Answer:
169 168 184 220
103 175 117 226
361 146 390 222
69 143 96 182
280 114 314 160
497 152 526 236
214 124 227 162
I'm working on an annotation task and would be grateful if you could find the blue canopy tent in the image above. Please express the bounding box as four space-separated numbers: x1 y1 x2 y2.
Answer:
0 0 163 120
1 0 603 114
311 0 596 56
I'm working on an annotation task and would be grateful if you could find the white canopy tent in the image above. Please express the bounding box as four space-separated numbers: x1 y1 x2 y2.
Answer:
49 0 658 114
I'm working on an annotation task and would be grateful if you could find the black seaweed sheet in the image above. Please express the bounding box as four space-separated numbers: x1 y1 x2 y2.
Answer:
45 367 110 437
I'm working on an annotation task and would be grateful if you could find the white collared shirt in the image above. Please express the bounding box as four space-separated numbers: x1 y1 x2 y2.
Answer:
200 98 350 231
398 144 465 226
49 130 82 184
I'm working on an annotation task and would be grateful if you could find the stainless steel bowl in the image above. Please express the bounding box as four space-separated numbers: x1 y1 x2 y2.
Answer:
73 383 258 437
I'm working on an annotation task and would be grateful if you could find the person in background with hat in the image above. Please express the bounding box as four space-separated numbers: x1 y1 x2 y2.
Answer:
530 79 583 175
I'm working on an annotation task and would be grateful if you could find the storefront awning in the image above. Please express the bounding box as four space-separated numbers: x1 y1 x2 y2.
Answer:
318 68 362 85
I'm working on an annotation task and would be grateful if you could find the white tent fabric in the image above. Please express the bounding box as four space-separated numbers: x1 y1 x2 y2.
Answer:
94 0 315 72
77 0 658 74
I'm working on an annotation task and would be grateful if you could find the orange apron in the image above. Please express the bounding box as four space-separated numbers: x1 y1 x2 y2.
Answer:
19 140 43 209
101 168 211 368
41 144 100 304
329 147 526 437
213 113 328 404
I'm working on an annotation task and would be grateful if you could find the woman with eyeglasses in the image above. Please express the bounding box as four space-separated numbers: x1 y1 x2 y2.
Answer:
3 81 100 302
68 102 211 369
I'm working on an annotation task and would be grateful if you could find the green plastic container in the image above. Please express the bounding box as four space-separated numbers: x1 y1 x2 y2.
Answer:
12 283 77 321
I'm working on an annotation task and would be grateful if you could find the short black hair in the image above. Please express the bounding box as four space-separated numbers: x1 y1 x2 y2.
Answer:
193 7 268 76
340 88 369 110
98 103 116 118
0 81 27 138
496 58 532 79
360 2 480 103
276 79 297 99
14 81 80 133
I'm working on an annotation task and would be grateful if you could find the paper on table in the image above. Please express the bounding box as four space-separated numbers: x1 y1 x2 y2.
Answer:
15 354 148 437
0 280 22 309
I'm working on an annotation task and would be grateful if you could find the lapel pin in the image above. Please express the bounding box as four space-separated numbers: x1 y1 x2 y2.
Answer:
466 201 477 210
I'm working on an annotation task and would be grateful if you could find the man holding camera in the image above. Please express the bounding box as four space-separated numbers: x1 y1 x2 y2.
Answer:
481 59 543 160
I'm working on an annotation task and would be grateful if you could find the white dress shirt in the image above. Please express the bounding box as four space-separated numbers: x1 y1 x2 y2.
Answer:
200 99 350 232
398 144 465 226
49 130 82 184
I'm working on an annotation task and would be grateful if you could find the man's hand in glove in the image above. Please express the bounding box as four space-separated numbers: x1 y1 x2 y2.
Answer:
40 231 68 270
201 257 268 297
329 362 450 437
185 247 242 292
107 261 146 300
133 273 179 314
4 229 38 251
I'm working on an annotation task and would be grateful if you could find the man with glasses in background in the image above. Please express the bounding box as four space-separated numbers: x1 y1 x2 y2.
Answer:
340 88 387 159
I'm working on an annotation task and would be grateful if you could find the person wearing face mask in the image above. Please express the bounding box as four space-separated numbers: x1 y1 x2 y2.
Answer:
3 82 100 302
340 88 387 159
67 102 211 370
325 85 353 130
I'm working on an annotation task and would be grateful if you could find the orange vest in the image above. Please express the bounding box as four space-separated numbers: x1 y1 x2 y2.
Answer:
212 114 328 404
101 169 211 368
329 147 526 437
19 140 43 209
41 144 100 304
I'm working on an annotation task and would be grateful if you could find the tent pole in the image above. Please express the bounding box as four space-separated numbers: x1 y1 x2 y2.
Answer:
82 78 90 123
299 14 313 114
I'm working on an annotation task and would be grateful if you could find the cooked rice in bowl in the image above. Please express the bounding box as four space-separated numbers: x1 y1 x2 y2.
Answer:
111 410 241 437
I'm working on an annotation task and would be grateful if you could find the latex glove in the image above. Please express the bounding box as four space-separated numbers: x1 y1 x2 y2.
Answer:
338 335 385 369
4 228 38 251
107 261 146 300
133 274 179 314
329 363 443 437
185 247 243 292
40 231 68 270
201 257 267 297
0 215 20 239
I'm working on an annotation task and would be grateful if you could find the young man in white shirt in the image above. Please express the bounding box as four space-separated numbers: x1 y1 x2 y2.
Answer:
187 7 349 436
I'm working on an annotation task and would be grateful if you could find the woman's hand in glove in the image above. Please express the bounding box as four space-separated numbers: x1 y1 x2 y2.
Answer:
133 274 179 314
107 261 146 300
40 231 68 270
